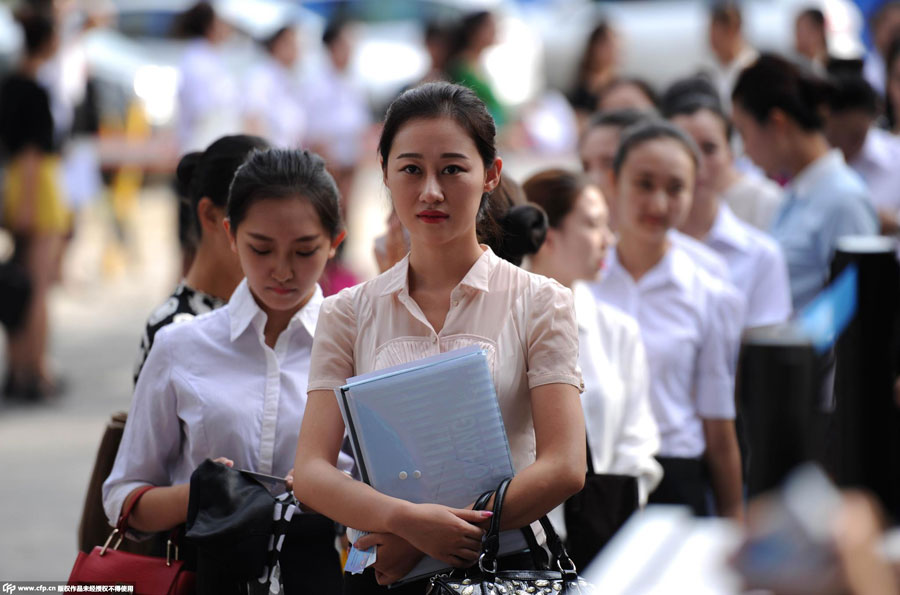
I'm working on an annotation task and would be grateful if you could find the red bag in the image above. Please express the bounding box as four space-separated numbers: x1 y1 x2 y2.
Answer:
68 486 195 594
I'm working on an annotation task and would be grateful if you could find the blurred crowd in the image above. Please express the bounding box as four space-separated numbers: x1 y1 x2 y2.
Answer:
4 0 900 593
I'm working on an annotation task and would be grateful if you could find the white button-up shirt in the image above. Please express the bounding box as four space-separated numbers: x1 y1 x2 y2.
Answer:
103 280 354 526
591 246 745 459
850 127 900 214
573 283 662 502
669 229 729 281
705 204 792 328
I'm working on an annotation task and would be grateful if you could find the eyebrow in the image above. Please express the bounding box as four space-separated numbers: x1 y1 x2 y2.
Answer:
395 152 471 160
247 232 321 242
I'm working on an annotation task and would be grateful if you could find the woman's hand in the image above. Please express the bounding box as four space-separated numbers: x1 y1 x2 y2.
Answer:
213 456 234 467
284 467 294 492
391 503 490 567
354 533 425 586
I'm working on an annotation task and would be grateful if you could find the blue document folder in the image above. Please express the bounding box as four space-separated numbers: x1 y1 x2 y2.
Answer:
335 345 526 582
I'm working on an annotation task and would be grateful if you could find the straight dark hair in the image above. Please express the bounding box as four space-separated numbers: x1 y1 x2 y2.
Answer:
732 53 834 131
176 135 270 237
613 119 700 177
227 149 343 238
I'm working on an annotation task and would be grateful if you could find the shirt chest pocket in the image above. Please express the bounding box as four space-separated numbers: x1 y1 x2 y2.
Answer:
373 335 499 378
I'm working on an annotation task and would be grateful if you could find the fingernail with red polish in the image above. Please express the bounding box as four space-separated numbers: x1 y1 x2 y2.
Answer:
481 511 493 518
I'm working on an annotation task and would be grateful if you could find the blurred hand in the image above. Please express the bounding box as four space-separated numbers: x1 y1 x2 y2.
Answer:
284 467 294 492
213 457 234 467
354 533 423 586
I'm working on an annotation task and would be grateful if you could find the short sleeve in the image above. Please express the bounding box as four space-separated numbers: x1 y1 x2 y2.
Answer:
102 329 183 532
694 282 745 419
746 240 793 327
307 288 358 392
524 280 582 391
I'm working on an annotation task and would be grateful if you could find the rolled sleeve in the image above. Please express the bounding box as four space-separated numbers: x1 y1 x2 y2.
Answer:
694 284 744 420
307 288 357 392
102 328 182 531
525 281 583 391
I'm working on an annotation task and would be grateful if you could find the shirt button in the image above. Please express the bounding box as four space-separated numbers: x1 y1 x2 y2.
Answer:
451 300 459 307
432 335 438 344
399 471 408 480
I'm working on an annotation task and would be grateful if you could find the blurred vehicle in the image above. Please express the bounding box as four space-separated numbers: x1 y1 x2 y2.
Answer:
532 0 865 96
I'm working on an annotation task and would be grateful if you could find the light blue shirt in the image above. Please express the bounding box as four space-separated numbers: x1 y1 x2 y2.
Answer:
771 149 878 310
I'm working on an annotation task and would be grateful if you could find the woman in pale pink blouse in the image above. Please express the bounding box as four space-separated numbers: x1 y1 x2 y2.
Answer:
293 82 586 593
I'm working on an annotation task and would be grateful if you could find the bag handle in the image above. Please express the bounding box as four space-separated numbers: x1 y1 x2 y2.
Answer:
100 485 156 556
478 477 578 582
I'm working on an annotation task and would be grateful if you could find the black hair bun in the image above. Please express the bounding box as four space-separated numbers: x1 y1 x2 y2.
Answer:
495 204 548 266
175 151 202 195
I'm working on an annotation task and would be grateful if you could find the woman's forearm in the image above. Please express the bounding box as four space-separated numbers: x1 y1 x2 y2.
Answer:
484 455 585 531
703 418 744 522
294 456 413 534
125 484 190 533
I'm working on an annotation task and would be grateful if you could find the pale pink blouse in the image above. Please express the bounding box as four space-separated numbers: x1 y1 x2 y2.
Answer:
308 246 582 473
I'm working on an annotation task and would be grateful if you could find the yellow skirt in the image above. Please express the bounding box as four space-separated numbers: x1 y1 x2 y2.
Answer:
3 155 70 234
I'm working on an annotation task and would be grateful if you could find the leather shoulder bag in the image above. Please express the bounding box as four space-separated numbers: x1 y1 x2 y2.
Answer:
427 477 596 594
68 485 196 594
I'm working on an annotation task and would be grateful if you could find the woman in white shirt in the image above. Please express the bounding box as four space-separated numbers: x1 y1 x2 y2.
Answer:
103 149 353 593
591 120 745 520
243 26 306 149
524 168 663 507
293 82 586 593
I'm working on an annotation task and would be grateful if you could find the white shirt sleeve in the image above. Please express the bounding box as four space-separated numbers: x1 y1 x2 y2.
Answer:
745 240 793 327
693 283 745 420
609 327 663 505
102 328 182 532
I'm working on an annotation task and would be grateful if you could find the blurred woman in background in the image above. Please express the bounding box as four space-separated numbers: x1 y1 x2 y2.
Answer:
525 168 662 509
0 10 66 400
243 26 306 149
592 120 744 520
569 21 620 125
732 54 878 310
447 11 508 129
174 1 240 153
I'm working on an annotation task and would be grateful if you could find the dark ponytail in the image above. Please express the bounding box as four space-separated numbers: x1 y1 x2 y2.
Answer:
732 52 834 131
175 134 270 238
479 176 548 265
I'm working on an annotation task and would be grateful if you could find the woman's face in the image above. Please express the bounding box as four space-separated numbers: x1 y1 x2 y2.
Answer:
384 116 501 249
272 28 299 67
228 196 340 315
731 102 780 179
615 137 695 245
550 186 615 282
670 109 733 199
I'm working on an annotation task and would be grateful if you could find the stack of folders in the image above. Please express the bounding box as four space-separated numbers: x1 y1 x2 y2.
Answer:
335 345 528 582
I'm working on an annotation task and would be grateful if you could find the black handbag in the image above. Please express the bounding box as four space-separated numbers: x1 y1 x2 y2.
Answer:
185 459 295 595
564 439 639 570
427 478 595 594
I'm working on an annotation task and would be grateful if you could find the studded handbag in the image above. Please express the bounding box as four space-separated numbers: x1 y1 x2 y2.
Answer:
427 478 596 594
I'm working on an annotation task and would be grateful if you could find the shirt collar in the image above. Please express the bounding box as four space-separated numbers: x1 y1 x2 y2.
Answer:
788 148 844 199
379 245 497 297
228 278 323 342
604 246 688 293
707 204 752 251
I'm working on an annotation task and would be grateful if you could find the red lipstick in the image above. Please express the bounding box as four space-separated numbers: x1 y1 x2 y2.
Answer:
417 210 449 224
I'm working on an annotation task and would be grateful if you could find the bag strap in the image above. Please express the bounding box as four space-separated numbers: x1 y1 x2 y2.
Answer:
116 485 156 533
479 477 579 582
